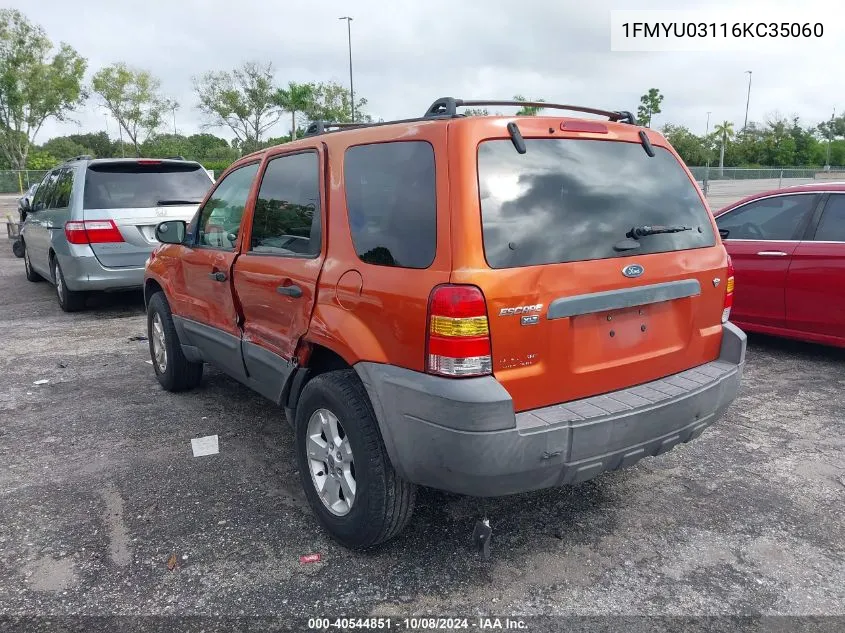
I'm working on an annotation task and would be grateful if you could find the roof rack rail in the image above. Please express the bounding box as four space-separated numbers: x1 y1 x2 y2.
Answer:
65 154 94 163
164 155 185 160
423 97 636 124
303 121 368 137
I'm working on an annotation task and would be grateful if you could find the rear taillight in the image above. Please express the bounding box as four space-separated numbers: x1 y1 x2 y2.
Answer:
722 254 735 323
64 220 125 245
426 284 492 378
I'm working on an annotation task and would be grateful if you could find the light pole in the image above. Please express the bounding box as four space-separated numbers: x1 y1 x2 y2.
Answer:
704 111 713 195
826 106 835 169
743 70 752 133
172 104 178 135
339 16 355 122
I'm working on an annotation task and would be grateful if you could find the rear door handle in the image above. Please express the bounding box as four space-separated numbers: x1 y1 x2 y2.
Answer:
277 284 302 298
208 271 227 282
756 250 788 257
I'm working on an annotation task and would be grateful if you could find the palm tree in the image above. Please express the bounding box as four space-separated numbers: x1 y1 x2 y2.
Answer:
714 121 734 176
274 82 314 141
513 94 545 116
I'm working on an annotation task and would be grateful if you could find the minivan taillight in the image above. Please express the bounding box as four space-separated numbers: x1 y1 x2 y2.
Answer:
426 285 492 378
722 254 735 324
64 220 125 245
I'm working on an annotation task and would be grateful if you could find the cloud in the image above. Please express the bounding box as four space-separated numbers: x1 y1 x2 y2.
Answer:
9 0 842 143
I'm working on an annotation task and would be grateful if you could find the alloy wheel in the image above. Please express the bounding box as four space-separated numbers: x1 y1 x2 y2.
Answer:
306 408 356 516
151 312 168 373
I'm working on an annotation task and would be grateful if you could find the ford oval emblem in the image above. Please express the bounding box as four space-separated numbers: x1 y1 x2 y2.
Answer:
622 264 644 278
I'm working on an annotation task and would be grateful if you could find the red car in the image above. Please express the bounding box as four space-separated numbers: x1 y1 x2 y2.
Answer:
714 182 845 348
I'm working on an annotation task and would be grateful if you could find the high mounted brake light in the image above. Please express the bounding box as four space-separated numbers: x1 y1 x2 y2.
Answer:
65 220 125 245
426 285 492 378
722 254 735 324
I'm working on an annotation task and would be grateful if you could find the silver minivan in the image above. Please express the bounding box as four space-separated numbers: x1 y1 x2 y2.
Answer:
21 156 214 311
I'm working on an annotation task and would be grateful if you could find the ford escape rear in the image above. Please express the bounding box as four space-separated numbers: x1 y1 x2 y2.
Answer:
144 97 746 548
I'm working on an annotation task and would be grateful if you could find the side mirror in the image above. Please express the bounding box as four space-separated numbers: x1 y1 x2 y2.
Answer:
20 198 31 213
718 228 730 239
155 220 187 244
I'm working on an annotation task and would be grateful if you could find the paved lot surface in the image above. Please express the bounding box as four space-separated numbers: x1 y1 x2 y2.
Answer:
1 196 844 629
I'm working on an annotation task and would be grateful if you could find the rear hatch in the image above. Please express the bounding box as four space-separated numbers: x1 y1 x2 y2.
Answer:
82 160 213 268
454 129 728 412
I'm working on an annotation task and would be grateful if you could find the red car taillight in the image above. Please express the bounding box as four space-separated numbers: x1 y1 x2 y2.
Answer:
722 254 735 324
64 220 125 245
426 284 492 378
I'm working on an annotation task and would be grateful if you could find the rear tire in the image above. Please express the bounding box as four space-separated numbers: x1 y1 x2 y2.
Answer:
147 291 203 392
52 258 86 312
23 242 42 282
295 369 416 549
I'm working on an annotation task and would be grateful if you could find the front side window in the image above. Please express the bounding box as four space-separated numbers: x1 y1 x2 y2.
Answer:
478 139 716 268
249 152 321 257
813 194 845 242
716 194 818 241
344 141 437 269
196 162 260 250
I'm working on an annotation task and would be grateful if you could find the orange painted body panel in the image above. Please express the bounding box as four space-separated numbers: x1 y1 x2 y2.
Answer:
146 113 731 413
446 117 729 411
304 122 453 371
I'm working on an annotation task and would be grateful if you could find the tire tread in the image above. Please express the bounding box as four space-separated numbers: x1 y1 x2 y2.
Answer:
297 369 416 548
147 291 203 392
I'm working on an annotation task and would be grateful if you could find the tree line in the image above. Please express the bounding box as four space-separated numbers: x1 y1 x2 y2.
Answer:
2 9 843 175
0 9 372 171
638 88 845 169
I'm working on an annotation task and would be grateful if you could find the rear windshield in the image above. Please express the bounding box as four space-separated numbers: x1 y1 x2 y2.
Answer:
478 139 716 268
83 162 212 210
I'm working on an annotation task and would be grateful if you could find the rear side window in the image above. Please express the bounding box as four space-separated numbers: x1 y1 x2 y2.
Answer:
813 194 845 242
51 168 74 209
250 152 321 257
716 194 818 241
32 171 58 210
344 141 436 269
478 139 716 268
83 162 212 210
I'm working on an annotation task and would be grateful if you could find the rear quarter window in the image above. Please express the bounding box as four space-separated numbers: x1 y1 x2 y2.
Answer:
478 138 716 268
343 141 436 269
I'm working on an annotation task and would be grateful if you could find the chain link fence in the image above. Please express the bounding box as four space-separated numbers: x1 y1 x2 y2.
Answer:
687 167 836 182
0 170 49 195
690 166 845 198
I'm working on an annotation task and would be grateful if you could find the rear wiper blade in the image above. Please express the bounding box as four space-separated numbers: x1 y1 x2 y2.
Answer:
627 225 692 238
157 199 203 205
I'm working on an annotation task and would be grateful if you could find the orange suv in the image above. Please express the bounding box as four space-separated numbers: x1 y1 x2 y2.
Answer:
144 98 746 548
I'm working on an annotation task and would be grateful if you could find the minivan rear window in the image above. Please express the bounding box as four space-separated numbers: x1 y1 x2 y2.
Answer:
478 139 716 268
83 162 213 210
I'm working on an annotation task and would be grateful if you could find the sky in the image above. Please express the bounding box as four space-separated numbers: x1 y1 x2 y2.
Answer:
10 0 843 144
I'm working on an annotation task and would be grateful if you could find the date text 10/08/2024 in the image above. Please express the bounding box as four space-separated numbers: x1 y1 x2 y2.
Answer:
307 617 529 630
621 22 823 38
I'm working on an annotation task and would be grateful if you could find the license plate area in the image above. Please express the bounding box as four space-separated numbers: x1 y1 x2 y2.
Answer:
569 300 684 371
138 225 158 242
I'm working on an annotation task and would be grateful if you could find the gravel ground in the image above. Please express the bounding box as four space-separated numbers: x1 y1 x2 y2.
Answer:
0 217 843 631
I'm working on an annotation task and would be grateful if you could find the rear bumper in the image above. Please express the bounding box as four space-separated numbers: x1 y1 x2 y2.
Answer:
355 322 746 497
57 250 144 292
